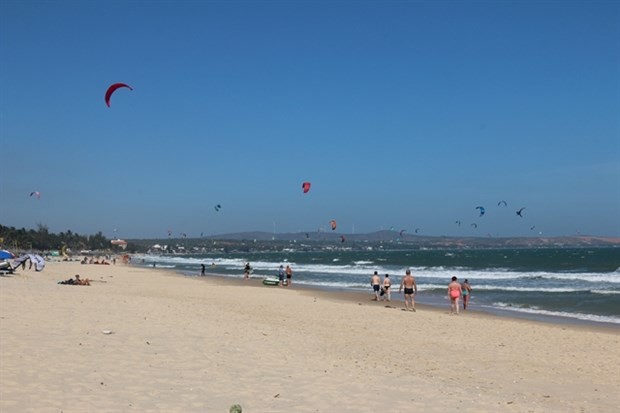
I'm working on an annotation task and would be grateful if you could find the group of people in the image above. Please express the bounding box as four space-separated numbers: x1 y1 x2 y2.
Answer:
448 276 472 314
371 270 472 313
278 264 293 287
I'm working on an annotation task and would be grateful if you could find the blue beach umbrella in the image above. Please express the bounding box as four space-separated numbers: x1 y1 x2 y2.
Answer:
0 249 15 260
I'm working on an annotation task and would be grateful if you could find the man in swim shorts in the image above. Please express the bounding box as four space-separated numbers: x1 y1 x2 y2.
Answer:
399 269 418 311
447 276 462 314
381 274 392 301
371 271 381 300
285 265 293 287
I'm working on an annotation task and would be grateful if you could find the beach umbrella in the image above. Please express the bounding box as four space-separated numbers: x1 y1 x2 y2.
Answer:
0 250 15 260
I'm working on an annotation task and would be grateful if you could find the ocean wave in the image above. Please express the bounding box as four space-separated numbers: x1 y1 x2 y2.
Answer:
132 253 620 285
489 302 620 325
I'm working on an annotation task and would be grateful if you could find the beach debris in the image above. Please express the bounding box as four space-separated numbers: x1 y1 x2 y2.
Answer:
101 330 113 335
229 405 243 413
330 220 337 230
302 181 311 193
516 207 526 217
475 206 486 217
273 393 280 398
105 82 133 107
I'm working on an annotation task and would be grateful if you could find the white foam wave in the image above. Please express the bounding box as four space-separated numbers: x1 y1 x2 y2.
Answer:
131 254 620 284
489 303 620 325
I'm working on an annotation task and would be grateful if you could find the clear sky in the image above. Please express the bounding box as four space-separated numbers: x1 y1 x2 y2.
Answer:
1 0 619 239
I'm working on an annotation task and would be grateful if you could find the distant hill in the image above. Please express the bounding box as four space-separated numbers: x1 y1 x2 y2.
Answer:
129 230 620 249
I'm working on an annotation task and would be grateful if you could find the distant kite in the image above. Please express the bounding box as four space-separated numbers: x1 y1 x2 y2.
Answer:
530 226 536 231
415 228 420 234
302 182 311 193
455 220 462 227
471 223 478 228
330 220 337 231
214 204 222 212
498 200 507 207
105 83 133 107
476 206 486 217
30 191 41 199
516 207 526 217
399 229 406 237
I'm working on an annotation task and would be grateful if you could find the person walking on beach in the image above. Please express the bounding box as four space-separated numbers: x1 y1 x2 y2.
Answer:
462 279 472 310
448 276 462 314
285 265 293 287
201 263 206 276
244 262 251 280
278 265 285 287
382 274 392 301
371 271 381 300
399 269 418 311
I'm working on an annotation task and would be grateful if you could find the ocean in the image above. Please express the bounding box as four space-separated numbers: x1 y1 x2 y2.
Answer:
131 247 620 326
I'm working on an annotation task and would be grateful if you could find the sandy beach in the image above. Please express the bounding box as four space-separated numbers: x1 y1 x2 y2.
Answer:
1 261 618 413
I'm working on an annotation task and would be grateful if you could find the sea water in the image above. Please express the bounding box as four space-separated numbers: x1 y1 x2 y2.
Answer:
132 247 620 326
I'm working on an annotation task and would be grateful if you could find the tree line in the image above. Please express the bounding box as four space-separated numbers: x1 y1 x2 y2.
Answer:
0 224 113 252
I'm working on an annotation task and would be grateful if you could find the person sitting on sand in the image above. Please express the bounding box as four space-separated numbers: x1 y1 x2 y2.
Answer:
74 274 90 285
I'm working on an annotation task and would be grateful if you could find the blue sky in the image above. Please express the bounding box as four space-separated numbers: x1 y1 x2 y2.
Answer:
1 0 618 239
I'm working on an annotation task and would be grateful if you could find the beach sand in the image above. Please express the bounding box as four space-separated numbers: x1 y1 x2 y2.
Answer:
1 261 618 413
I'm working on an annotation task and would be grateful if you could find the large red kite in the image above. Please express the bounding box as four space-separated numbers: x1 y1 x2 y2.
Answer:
105 83 133 107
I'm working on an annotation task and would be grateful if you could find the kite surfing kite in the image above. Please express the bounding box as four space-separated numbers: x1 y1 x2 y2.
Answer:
30 191 41 199
214 204 222 212
498 200 507 207
399 229 406 237
302 182 311 193
330 220 337 230
471 223 478 228
516 207 526 217
105 83 133 107
455 220 462 227
475 206 486 217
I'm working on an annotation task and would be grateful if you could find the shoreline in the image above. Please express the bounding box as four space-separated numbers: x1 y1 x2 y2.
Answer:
173 266 620 331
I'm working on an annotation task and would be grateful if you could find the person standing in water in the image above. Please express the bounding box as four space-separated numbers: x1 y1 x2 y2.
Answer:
462 279 472 310
381 274 392 301
371 271 381 300
447 276 462 315
201 263 206 276
244 262 251 280
399 269 418 311
285 265 293 287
